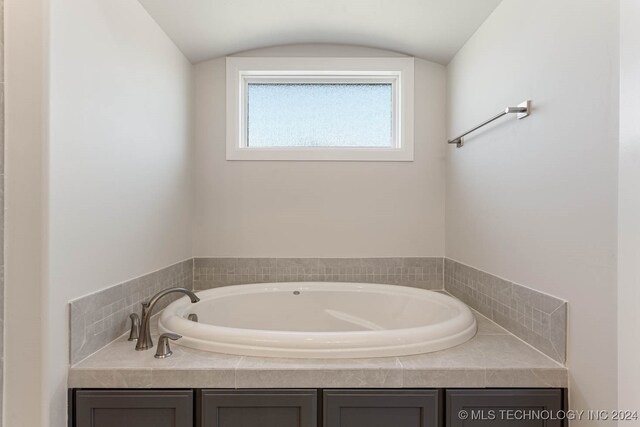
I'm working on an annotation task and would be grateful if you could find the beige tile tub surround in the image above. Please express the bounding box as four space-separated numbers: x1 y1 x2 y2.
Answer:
68 310 567 389
193 257 444 290
444 259 567 364
69 256 567 369
69 259 193 364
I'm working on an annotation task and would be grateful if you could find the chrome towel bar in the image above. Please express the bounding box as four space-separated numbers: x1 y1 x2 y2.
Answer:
448 100 531 148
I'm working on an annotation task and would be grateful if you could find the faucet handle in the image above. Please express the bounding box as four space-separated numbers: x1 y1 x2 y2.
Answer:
154 333 182 359
128 313 140 341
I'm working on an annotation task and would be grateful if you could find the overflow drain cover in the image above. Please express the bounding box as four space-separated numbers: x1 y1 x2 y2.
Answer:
293 290 300 295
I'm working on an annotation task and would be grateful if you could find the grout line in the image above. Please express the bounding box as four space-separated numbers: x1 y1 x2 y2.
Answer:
191 257 195 291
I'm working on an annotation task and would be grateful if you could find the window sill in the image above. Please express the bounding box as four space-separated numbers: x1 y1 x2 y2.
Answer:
226 147 414 162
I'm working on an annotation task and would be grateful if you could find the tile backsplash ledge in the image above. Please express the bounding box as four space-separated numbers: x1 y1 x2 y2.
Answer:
69 257 566 366
193 257 443 291
69 259 193 364
444 258 567 364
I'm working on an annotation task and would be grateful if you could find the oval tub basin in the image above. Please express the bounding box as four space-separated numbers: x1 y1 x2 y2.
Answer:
159 282 477 358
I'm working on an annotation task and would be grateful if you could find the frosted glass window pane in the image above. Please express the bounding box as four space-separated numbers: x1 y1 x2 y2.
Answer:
247 83 393 148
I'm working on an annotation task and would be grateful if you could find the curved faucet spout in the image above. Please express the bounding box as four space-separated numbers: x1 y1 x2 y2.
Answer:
135 287 200 351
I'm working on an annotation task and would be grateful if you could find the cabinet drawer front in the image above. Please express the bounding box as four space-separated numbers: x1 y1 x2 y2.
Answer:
323 389 441 427
446 389 564 427
75 389 193 427
199 389 317 427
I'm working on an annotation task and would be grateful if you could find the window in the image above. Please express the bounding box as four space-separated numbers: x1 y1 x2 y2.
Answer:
226 57 414 161
246 82 393 148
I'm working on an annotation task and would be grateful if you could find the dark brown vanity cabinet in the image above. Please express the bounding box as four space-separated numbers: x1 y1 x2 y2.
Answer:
198 389 318 427
74 389 193 427
446 389 564 427
324 389 441 427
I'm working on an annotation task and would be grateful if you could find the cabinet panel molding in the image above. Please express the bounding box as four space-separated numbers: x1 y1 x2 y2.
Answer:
446 389 564 427
75 389 193 427
323 389 441 427
198 389 317 427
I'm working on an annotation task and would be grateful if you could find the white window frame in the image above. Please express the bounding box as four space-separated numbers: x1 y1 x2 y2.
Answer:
226 57 414 161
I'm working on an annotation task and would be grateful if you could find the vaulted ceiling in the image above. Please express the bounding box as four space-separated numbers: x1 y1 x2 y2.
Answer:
138 0 503 64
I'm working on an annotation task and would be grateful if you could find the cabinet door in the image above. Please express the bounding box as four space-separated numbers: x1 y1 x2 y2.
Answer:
323 389 441 427
446 389 564 427
75 389 193 427
198 389 317 427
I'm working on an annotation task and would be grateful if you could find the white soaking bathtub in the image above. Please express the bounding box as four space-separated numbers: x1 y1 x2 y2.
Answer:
158 282 477 358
